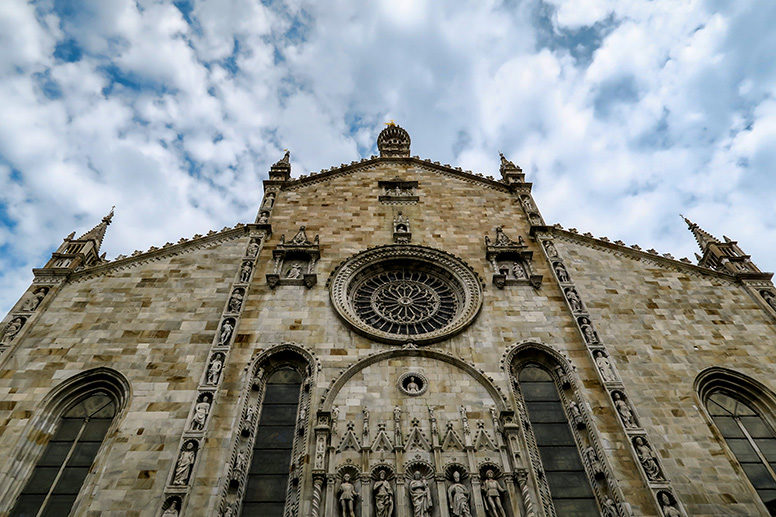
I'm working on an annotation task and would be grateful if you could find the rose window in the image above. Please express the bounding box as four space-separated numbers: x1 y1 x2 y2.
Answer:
329 246 483 345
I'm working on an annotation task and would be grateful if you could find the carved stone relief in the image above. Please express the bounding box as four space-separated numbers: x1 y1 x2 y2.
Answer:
378 178 419 204
20 287 48 312
206 352 225 385
446 468 472 517
218 318 235 347
0 316 25 343
480 468 508 517
760 289 776 312
161 496 182 517
189 392 213 432
267 226 320 289
633 437 664 482
485 226 542 289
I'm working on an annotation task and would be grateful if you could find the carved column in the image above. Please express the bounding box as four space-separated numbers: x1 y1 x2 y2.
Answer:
515 470 536 517
435 474 450 517
311 474 325 517
324 473 337 517
360 474 371 517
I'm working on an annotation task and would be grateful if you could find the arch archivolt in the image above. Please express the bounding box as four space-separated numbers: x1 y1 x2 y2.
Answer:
0 367 130 513
215 342 317 517
503 340 628 517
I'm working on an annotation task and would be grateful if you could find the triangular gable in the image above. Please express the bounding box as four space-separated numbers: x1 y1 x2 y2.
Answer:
441 422 465 451
371 423 394 453
405 418 430 451
338 422 361 452
473 422 497 451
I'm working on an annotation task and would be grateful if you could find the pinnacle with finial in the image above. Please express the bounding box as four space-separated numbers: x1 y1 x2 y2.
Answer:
680 214 720 252
78 206 115 251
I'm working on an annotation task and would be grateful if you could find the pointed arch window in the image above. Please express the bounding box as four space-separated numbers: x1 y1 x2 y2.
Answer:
9 392 117 516
518 365 598 515
706 391 776 513
242 367 303 516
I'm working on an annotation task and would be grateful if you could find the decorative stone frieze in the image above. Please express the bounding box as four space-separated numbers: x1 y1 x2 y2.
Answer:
484 226 542 289
266 226 320 289
379 178 419 204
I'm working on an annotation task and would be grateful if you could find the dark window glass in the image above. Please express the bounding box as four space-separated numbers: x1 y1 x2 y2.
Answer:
707 392 776 515
242 368 302 517
519 365 598 516
10 393 116 517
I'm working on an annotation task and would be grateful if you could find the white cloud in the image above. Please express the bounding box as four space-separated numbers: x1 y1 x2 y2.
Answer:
0 0 775 313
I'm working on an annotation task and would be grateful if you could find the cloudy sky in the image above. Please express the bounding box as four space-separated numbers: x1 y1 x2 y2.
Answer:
1 0 775 313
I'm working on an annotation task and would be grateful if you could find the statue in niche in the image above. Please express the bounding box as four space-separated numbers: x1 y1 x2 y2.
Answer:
659 492 681 517
406 376 420 393
162 499 180 517
585 447 604 477
190 395 211 431
262 192 275 210
634 437 662 481
565 288 583 312
613 392 636 427
286 263 303 279
579 317 598 344
568 401 584 429
234 447 249 475
594 350 616 382
409 471 432 517
240 262 253 283
447 471 471 517
2 317 24 342
207 353 224 385
338 473 358 517
172 442 196 485
494 226 511 246
257 211 269 224
521 195 538 213
481 470 507 517
246 239 260 257
373 470 394 517
511 261 527 279
761 290 776 311
544 240 558 257
245 403 256 427
21 288 47 311
228 289 243 313
554 262 569 282
218 319 234 346
601 498 618 517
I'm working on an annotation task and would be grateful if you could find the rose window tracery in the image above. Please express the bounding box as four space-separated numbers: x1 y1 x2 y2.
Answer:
329 245 483 345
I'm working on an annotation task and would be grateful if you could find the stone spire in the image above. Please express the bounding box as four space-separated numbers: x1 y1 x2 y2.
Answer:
681 215 768 277
78 206 115 251
682 215 719 253
499 152 525 184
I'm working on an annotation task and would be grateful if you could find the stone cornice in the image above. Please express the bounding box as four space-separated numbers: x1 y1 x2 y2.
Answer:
65 224 261 283
283 156 514 193
549 226 737 281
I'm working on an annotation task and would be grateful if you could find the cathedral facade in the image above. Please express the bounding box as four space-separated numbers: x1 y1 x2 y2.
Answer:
1 124 776 517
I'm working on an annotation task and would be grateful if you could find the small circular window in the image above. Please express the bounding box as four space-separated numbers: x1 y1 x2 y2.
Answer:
329 245 483 345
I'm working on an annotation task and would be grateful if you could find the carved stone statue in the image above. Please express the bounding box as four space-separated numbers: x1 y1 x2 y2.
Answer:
521 196 538 213
544 241 558 257
613 392 636 427
172 442 196 485
634 437 662 481
568 401 584 429
246 240 259 257
190 398 211 431
512 261 527 279
257 211 269 224
482 469 507 517
565 288 583 312
554 262 569 282
162 500 180 517
409 471 432 517
601 497 618 517
2 317 24 342
207 354 224 385
240 262 253 283
338 473 358 517
262 192 275 210
406 376 420 393
579 317 598 343
594 351 615 382
228 290 243 313
21 289 46 311
373 470 394 517
659 492 681 517
219 320 234 346
762 290 776 311
286 263 303 279
585 446 604 477
448 470 471 517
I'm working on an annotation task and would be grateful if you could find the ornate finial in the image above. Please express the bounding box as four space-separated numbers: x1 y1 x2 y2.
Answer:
377 123 410 157
385 120 396 126
104 206 115 223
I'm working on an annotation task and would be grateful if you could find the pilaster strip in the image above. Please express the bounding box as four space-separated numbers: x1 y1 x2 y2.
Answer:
158 227 268 515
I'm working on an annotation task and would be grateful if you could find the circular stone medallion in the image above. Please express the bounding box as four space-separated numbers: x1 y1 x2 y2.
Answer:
328 245 483 345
